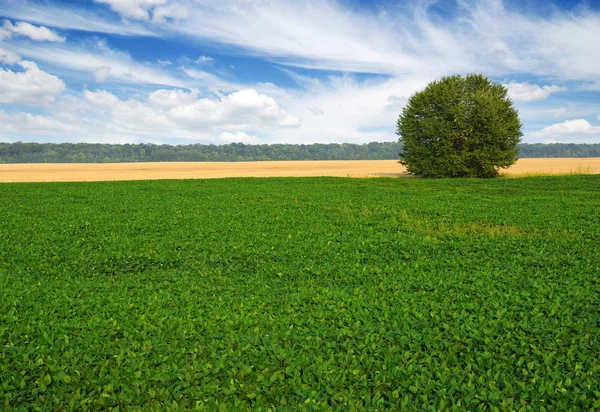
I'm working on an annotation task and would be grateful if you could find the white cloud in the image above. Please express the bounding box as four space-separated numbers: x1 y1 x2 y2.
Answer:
0 25 10 41
152 3 191 23
166 89 301 129
81 88 300 138
182 68 216 81
266 73 431 144
170 0 431 76
1 0 600 145
93 66 112 82
93 0 190 23
94 0 167 20
506 82 566 102
0 46 21 65
307 106 324 116
532 119 600 138
158 59 172 66
195 56 213 64
82 90 120 108
0 61 66 106
548 103 576 117
148 88 199 108
0 110 80 134
2 0 600 86
219 131 261 144
0 2 154 37
137 0 600 90
385 95 407 112
14 40 185 87
181 67 240 91
2 20 65 42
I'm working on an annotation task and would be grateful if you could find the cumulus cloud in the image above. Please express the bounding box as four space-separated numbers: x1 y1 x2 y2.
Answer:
0 110 80 134
148 88 199 108
506 82 566 102
0 61 66 106
2 20 65 42
0 87 296 143
157 59 172 66
166 89 301 129
532 119 600 138
82 88 300 136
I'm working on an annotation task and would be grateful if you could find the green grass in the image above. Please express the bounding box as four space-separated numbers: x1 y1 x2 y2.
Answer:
1 176 599 410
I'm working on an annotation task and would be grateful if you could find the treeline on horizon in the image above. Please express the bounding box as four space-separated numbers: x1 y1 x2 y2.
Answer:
1 141 599 163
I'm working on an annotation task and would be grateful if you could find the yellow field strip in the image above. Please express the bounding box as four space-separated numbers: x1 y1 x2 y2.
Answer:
0 158 599 182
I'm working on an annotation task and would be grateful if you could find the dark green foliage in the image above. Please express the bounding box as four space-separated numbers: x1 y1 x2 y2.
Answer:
1 176 599 410
1 141 600 163
0 141 401 163
518 143 600 158
397 74 523 178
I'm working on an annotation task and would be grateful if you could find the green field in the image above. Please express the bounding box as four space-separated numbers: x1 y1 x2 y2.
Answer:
1 176 599 410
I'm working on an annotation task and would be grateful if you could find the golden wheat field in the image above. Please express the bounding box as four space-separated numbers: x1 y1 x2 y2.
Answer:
0 158 599 182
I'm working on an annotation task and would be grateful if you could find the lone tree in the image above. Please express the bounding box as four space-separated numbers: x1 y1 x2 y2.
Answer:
397 74 522 178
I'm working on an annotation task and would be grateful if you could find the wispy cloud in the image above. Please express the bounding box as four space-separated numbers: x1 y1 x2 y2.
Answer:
93 0 191 22
13 40 185 87
94 0 168 21
0 2 155 37
138 0 600 85
1 20 65 42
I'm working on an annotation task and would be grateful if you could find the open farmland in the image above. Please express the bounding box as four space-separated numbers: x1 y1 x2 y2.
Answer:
1 176 599 410
1 158 600 182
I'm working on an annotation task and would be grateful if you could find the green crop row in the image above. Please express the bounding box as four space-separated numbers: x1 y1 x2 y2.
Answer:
1 176 599 410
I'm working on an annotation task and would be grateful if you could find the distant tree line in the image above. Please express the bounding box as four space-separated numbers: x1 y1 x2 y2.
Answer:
0 141 599 163
517 143 600 158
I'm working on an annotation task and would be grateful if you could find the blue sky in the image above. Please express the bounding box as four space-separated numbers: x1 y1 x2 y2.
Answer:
0 0 599 145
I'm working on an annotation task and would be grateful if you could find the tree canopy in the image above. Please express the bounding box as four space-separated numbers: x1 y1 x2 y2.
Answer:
397 74 523 178
0 141 598 164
